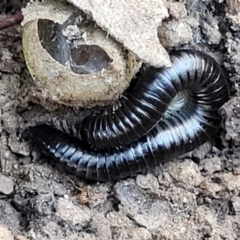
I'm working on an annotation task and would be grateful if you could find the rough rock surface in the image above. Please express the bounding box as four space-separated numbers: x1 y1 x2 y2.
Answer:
67 0 171 67
158 20 193 48
0 225 13 240
226 0 240 27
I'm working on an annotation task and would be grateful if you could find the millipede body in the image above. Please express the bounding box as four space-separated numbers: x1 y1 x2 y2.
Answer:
81 50 228 149
29 50 229 181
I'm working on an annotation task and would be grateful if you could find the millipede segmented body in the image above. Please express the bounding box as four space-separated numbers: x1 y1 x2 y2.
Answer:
29 50 229 181
81 50 228 149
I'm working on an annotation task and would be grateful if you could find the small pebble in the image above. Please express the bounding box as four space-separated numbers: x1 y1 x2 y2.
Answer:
201 157 222 175
0 174 14 195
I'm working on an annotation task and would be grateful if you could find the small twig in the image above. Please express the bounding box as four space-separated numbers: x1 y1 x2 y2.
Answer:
0 11 23 30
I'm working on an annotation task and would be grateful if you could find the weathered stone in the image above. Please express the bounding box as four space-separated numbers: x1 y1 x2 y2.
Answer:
166 160 204 186
67 0 171 67
0 174 13 195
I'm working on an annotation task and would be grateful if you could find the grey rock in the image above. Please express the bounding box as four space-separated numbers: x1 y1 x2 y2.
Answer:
0 174 14 195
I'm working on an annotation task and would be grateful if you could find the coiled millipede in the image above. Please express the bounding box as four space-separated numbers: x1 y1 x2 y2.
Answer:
28 50 229 181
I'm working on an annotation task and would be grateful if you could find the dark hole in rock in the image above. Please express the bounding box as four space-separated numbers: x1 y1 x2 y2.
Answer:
70 45 113 74
38 19 71 66
37 18 113 75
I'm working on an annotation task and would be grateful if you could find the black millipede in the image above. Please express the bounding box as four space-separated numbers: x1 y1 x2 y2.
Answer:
80 50 228 149
28 49 229 182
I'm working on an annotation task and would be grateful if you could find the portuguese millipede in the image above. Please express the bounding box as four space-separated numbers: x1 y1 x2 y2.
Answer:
80 50 228 149
28 50 229 181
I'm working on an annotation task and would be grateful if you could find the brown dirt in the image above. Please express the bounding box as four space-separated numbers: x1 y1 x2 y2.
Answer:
1 0 240 239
